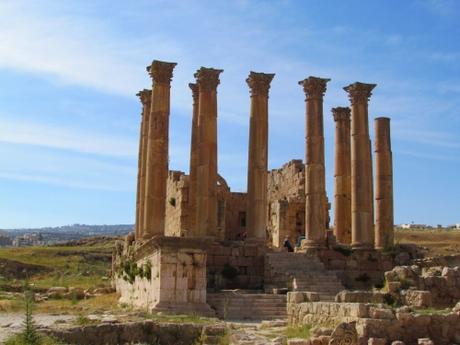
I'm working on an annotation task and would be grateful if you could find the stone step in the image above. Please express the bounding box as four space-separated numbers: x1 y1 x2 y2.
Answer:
207 293 287 321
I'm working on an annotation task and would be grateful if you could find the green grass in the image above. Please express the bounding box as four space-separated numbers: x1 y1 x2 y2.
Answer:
413 307 451 316
285 324 311 339
0 241 114 290
145 312 219 325
4 333 65 345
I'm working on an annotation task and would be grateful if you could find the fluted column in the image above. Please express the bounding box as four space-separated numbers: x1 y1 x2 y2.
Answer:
299 76 330 248
344 82 376 249
374 117 394 249
332 107 351 245
135 89 152 240
188 83 199 237
246 72 275 241
143 60 177 239
195 67 223 237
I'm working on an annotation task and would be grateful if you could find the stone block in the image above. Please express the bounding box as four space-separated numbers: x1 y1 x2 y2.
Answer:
404 290 432 308
288 339 310 345
417 339 434 345
288 292 307 304
369 307 395 320
368 338 387 345
387 282 401 293
391 342 406 345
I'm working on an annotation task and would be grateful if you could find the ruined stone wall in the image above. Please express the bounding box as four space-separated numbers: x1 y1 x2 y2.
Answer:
385 265 460 307
224 192 247 241
287 294 460 345
165 171 189 237
207 241 265 290
267 160 305 248
267 159 305 202
269 200 305 248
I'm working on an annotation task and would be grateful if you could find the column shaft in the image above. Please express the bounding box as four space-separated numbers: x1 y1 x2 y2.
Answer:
332 107 351 244
195 67 223 237
143 60 177 239
246 72 275 240
344 82 376 249
188 83 199 237
299 77 330 248
135 89 152 240
374 117 394 249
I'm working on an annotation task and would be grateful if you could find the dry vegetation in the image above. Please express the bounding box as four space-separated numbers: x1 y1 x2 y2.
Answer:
395 228 460 256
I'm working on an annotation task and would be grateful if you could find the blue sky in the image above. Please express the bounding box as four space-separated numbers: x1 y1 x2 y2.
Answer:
0 0 459 228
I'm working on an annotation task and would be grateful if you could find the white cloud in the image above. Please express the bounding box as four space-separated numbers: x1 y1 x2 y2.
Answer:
0 117 137 157
0 1 181 96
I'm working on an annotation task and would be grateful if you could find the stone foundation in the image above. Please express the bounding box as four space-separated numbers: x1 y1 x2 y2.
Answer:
114 236 214 316
207 241 265 290
287 296 460 345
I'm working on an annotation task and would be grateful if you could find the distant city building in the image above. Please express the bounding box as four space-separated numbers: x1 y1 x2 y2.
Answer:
0 234 12 247
12 232 44 247
399 223 428 229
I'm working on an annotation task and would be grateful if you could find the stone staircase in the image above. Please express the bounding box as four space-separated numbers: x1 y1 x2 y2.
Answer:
207 291 287 321
264 252 344 301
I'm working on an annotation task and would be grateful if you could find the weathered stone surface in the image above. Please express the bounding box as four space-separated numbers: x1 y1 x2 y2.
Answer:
417 339 434 345
368 338 387 345
246 71 274 241
288 339 310 345
374 117 394 250
344 82 376 249
299 76 330 248
332 107 351 245
403 290 432 308
370 307 394 320
44 320 210 345
328 322 358 345
335 290 386 304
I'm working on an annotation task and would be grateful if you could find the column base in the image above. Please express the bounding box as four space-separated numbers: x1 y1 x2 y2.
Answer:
301 239 326 249
351 242 374 251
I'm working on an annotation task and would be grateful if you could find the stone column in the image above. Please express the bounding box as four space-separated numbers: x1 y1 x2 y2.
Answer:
374 117 394 249
332 107 352 245
135 89 152 240
299 76 330 248
188 83 199 237
143 60 177 239
194 67 223 237
343 82 376 249
246 71 275 241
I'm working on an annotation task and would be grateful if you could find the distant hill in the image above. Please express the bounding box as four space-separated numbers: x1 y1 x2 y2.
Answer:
4 224 133 235
1 224 133 244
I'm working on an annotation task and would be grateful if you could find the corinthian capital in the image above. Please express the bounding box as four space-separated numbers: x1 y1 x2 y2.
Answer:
136 89 152 107
189 83 199 102
194 67 223 91
246 71 275 97
332 107 351 122
298 76 330 100
343 82 376 105
146 60 177 85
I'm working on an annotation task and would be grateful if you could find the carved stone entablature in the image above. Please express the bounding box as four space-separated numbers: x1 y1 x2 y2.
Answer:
136 89 152 107
146 60 177 85
298 76 330 100
194 67 223 91
343 82 376 105
189 83 199 102
332 106 351 122
246 71 275 97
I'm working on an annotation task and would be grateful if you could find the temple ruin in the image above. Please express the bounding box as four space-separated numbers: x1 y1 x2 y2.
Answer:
113 59 397 317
